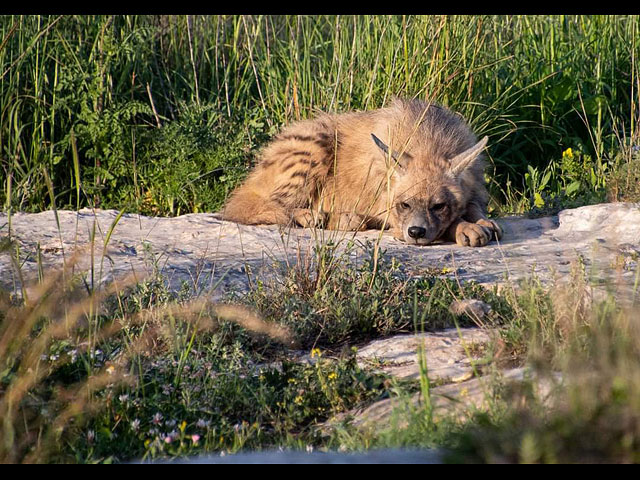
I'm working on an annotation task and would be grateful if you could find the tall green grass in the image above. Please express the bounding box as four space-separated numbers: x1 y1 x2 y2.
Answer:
1 15 639 216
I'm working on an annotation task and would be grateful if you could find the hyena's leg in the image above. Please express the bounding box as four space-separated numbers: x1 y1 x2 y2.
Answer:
463 202 503 241
292 208 327 228
326 212 368 231
445 202 502 247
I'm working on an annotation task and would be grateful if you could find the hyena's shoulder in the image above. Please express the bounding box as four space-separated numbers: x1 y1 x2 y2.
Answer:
257 109 382 177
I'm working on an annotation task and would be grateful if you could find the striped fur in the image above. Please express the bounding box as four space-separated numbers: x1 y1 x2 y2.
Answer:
222 98 502 247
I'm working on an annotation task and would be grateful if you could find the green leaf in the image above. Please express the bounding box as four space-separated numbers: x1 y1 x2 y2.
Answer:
539 170 552 190
548 76 575 104
565 180 582 196
581 95 607 116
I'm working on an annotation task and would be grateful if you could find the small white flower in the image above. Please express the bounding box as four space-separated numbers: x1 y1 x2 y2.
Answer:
131 419 141 432
152 412 163 425
90 349 103 359
196 419 210 429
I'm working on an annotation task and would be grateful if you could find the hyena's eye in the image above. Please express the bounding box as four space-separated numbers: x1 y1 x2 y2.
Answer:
431 202 447 212
398 202 411 210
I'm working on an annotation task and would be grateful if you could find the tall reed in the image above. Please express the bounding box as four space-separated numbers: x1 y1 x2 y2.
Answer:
1 15 638 214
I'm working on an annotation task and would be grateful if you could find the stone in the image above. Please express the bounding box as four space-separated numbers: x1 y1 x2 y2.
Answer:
1 203 638 300
449 299 492 320
356 328 491 382
330 367 562 433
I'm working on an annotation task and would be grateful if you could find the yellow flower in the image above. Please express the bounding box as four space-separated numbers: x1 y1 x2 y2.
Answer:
310 348 322 358
294 395 304 405
562 147 574 160
328 372 338 381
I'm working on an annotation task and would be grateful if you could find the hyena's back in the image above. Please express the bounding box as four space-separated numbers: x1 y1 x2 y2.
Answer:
222 115 339 225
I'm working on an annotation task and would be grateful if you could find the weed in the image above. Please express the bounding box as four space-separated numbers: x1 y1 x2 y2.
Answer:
247 241 508 349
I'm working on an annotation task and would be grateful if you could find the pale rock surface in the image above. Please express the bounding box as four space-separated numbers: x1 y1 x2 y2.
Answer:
1 203 638 298
356 328 491 382
329 367 563 433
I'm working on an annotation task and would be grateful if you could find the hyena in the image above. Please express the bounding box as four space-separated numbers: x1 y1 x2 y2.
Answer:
222 98 502 247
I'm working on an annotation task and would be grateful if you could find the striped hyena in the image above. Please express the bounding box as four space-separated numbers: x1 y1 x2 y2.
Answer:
222 98 502 247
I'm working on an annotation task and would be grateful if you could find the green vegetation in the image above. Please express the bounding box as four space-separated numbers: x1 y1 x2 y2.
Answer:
0 254 384 463
1 15 639 216
325 259 640 464
2 15 640 464
0 237 507 463
247 240 508 348
2 234 639 463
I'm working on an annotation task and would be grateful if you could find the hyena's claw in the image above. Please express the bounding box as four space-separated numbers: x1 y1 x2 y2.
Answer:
455 221 494 247
476 218 503 241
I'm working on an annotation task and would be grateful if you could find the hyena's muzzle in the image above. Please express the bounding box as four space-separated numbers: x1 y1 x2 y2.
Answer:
402 212 448 246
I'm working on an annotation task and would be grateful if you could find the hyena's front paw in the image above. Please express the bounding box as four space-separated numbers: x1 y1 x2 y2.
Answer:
454 221 495 247
292 208 326 228
329 212 367 231
476 218 503 241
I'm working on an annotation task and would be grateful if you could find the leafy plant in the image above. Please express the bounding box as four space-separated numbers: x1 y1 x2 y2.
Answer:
247 241 508 348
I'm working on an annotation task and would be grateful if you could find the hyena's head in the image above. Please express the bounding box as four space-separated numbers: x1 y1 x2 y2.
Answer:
371 133 488 246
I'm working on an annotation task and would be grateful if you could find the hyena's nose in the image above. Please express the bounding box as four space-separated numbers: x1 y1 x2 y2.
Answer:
408 226 427 239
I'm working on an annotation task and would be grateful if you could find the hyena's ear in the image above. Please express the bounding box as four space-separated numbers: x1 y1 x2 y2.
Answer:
371 133 410 170
448 136 488 178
